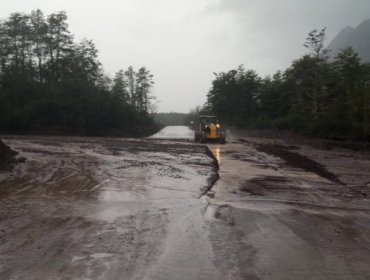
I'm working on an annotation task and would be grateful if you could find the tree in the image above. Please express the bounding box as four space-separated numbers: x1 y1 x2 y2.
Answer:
96 69 111 91
119 66 155 115
207 65 261 125
285 55 332 131
125 66 136 109
207 70 237 123
112 69 128 102
258 71 290 120
334 47 362 90
332 48 370 138
30 9 47 83
61 39 100 83
203 28 370 140
45 11 73 82
304 28 327 59
3 13 33 77
237 67 261 122
0 10 157 136
135 66 154 114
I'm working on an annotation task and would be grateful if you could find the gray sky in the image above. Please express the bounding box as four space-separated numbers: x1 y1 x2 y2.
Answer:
1 0 369 112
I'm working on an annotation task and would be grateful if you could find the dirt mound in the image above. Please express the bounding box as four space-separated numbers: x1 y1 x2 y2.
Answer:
249 141 344 185
0 139 18 169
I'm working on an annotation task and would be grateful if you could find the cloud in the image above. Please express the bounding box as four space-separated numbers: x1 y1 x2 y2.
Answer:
0 0 369 112
200 0 370 75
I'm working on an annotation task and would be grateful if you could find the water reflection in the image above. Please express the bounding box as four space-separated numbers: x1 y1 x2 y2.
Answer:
213 146 221 164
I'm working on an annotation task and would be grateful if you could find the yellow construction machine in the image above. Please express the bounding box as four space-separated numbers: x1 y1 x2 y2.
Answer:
194 115 226 144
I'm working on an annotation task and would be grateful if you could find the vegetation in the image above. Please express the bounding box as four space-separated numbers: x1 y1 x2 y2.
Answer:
183 106 205 126
205 29 370 140
153 112 188 126
0 10 158 136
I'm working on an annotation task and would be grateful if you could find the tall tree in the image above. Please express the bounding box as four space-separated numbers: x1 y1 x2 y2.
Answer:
30 9 47 83
125 66 136 109
61 39 100 83
334 47 362 91
207 66 261 125
304 27 327 59
112 69 128 102
45 11 72 82
135 66 154 114
4 13 32 76
0 10 157 136
285 55 332 129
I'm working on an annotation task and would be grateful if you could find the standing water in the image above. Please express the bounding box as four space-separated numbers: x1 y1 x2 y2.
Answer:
149 126 194 139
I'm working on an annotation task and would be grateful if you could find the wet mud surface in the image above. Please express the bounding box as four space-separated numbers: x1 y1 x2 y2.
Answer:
252 141 344 185
205 131 370 280
1 127 370 279
0 135 219 280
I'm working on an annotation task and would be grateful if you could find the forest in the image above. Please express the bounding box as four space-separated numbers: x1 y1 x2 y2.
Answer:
153 112 188 126
205 29 370 140
0 10 158 136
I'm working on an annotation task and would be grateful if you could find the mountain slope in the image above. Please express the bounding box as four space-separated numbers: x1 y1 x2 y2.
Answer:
327 19 370 62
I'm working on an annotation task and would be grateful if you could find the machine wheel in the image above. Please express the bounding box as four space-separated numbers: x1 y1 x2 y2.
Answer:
219 137 226 144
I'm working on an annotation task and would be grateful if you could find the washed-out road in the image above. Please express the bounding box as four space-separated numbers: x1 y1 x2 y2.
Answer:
0 126 369 280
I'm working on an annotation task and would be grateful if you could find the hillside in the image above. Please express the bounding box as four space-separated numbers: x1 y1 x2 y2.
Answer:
327 19 370 61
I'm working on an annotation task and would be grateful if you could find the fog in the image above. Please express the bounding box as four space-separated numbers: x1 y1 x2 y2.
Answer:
1 0 369 112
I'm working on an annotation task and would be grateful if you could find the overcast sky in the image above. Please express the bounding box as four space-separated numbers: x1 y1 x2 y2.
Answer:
0 0 369 112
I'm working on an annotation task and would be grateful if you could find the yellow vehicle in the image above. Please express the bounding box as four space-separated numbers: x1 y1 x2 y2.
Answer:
194 115 226 144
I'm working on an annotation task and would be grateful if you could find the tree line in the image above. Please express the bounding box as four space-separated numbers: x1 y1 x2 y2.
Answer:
205 29 370 140
153 112 188 126
0 10 157 136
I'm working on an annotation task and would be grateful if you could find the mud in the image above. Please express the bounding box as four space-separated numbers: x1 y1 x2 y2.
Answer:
205 130 370 279
0 139 18 170
1 127 370 280
240 139 343 185
240 176 293 196
206 203 370 280
0 134 220 280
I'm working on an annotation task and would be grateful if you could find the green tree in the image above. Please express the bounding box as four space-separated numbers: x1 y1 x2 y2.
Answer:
334 47 362 90
112 69 128 102
332 48 370 138
135 66 154 114
207 65 261 126
0 10 157 136
45 11 73 82
30 9 47 83
204 28 370 140
61 39 100 83
3 13 33 77
304 27 327 59
285 55 332 132
258 71 291 123
125 66 136 109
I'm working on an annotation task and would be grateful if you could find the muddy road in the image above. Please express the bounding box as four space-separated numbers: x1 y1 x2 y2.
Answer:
0 127 369 279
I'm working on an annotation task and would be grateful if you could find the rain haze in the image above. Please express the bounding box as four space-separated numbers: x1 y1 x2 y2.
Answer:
1 0 369 112
2 1 370 279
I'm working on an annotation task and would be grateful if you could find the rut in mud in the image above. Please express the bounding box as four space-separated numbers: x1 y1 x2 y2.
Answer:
205 132 370 280
256 144 343 185
0 135 220 280
1 126 370 280
239 138 344 185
